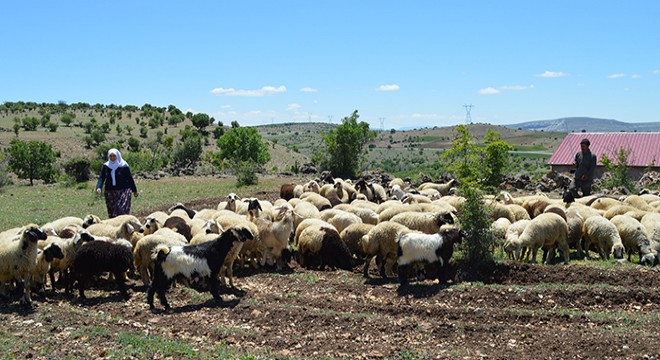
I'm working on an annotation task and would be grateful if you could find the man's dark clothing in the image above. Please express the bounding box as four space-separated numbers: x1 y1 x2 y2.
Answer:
570 150 597 197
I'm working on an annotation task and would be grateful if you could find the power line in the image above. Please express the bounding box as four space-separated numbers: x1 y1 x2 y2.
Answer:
379 117 385 131
463 104 474 124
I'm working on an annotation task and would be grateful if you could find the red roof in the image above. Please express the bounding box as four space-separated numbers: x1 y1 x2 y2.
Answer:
547 132 660 167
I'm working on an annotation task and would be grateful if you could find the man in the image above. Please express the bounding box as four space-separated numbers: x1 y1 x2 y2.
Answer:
569 138 597 197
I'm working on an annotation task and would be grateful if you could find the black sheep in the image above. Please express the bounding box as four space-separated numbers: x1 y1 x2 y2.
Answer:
71 241 134 300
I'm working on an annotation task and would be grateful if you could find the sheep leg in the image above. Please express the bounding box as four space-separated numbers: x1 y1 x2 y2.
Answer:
227 261 236 288
531 246 539 264
77 274 87 300
362 256 373 278
113 271 130 300
209 276 222 304
17 276 31 306
398 264 409 286
139 266 151 287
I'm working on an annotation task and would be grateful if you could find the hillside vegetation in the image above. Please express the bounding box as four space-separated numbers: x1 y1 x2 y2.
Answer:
0 101 564 182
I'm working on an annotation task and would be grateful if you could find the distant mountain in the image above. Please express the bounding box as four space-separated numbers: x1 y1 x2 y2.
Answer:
504 117 660 133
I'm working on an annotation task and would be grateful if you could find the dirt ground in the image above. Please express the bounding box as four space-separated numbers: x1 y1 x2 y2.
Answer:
1 195 659 359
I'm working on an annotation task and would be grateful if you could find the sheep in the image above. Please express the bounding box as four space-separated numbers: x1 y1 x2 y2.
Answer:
133 230 188 286
418 188 441 200
86 220 136 246
302 180 321 194
70 240 135 300
566 208 585 258
350 199 380 212
211 213 262 269
189 219 223 245
319 209 363 234
417 179 456 196
299 192 332 211
396 228 464 286
145 211 169 225
294 218 334 246
39 230 96 291
485 200 516 223
360 221 409 278
610 215 657 265
188 229 247 288
603 205 647 221
147 227 254 310
191 208 221 222
250 206 295 269
622 195 654 212
388 177 405 190
297 224 353 271
583 216 626 260
590 197 622 211
143 216 163 236
515 213 569 264
522 196 552 218
0 225 48 305
389 184 407 201
293 200 320 232
41 216 84 237
100 214 145 234
340 223 375 258
490 217 512 243
163 216 192 242
29 243 64 296
506 204 531 221
401 193 433 204
333 204 378 225
441 196 466 212
377 204 422 223
82 214 102 228
543 204 567 221
389 211 454 234
503 219 531 259
641 213 660 261
280 183 295 201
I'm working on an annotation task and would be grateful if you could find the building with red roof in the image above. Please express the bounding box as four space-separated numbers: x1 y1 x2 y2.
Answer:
547 132 660 180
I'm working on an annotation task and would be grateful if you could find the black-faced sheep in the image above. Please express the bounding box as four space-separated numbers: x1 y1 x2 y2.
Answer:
0 225 48 305
610 215 657 265
147 227 254 310
30 243 65 296
70 240 135 300
396 228 465 286
297 225 353 271
133 230 188 286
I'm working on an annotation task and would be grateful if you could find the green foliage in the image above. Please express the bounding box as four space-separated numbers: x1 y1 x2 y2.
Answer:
6 139 57 185
601 147 636 193
90 128 106 145
47 122 58 132
457 182 496 266
139 125 148 138
213 126 225 139
234 160 259 187
0 159 12 191
60 113 75 126
191 113 211 132
21 116 40 131
315 110 375 178
123 149 167 173
216 125 271 166
13 123 20 136
441 125 481 183
126 137 140 152
63 157 92 182
167 113 185 127
482 130 513 188
172 133 203 169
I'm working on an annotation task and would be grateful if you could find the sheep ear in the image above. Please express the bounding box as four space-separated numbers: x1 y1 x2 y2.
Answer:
125 223 134 234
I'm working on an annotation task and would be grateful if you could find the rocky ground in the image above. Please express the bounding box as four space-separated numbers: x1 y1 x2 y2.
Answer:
1 194 659 359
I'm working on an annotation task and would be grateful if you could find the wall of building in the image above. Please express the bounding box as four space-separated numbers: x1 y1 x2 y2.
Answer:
550 165 653 181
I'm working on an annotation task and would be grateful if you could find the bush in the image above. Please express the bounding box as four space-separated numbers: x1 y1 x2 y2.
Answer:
601 147 636 193
123 150 166 173
63 157 92 182
0 159 13 191
234 161 259 187
457 182 496 267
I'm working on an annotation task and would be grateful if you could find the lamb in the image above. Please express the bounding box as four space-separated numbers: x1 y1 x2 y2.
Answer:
360 221 409 278
503 219 531 259
299 192 332 211
86 220 136 246
0 225 48 305
389 211 454 234
133 230 188 286
163 216 193 242
70 240 135 300
297 224 353 271
333 204 379 225
514 213 569 264
147 226 254 310
82 214 102 228
340 223 375 258
39 230 96 291
250 206 295 269
396 228 464 286
29 243 64 296
610 215 657 265
41 216 84 237
583 216 626 260
319 209 363 234
506 204 531 221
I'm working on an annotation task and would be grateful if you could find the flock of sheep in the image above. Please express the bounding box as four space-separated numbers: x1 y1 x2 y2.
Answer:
1 174 659 310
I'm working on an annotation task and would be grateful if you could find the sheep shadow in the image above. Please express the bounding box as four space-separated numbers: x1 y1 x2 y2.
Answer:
363 277 399 286
70 292 133 306
0 299 38 316
396 282 450 298
149 296 243 315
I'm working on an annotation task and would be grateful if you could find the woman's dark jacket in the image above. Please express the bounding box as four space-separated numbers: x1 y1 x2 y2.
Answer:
96 165 137 192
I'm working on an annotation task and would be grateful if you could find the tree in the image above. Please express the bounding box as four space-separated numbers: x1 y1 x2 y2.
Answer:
167 114 185 127
60 113 75 127
441 125 480 183
191 113 211 133
601 147 636 193
172 133 203 169
481 129 513 188
6 139 57 185
314 110 375 178
216 125 271 166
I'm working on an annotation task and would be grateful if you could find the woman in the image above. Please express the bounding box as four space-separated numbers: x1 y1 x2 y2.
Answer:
96 148 138 218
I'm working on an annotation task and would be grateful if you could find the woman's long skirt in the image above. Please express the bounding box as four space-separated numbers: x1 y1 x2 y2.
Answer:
104 188 132 218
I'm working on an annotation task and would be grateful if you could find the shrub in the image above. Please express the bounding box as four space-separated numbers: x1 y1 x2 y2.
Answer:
457 182 495 267
0 158 13 191
123 150 166 173
601 147 636 193
234 160 259 187
63 157 92 182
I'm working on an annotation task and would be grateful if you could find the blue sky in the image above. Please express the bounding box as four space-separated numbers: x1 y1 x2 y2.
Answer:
2 1 659 129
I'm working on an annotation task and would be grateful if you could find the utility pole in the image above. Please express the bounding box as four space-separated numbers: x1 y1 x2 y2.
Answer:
379 117 385 131
463 104 474 124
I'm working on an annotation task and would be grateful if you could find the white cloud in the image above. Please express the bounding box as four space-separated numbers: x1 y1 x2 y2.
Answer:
537 71 567 78
631 74 641 79
411 113 440 119
300 87 318 93
478 87 501 95
654 70 660 75
501 85 535 91
608 73 626 79
287 103 302 111
376 84 400 92
210 85 287 96
222 105 232 109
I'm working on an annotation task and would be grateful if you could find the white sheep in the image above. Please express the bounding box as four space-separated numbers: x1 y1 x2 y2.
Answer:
0 224 48 305
250 206 295 269
319 209 363 234
389 211 454 234
340 223 375 258
583 216 625 260
297 224 353 271
641 213 660 261
40 216 84 237
133 230 188 286
29 243 64 296
515 213 569 264
610 215 656 265
39 230 96 292
396 228 464 285
417 179 456 196
503 219 531 259
86 220 136 245
299 192 332 211
333 204 378 225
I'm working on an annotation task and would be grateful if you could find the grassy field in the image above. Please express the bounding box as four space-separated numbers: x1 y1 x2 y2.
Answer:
0 176 295 230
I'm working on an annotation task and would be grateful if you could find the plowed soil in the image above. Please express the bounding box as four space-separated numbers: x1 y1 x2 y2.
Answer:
1 195 659 359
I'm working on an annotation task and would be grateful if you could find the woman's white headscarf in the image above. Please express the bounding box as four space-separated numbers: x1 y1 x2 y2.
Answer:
104 148 129 186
